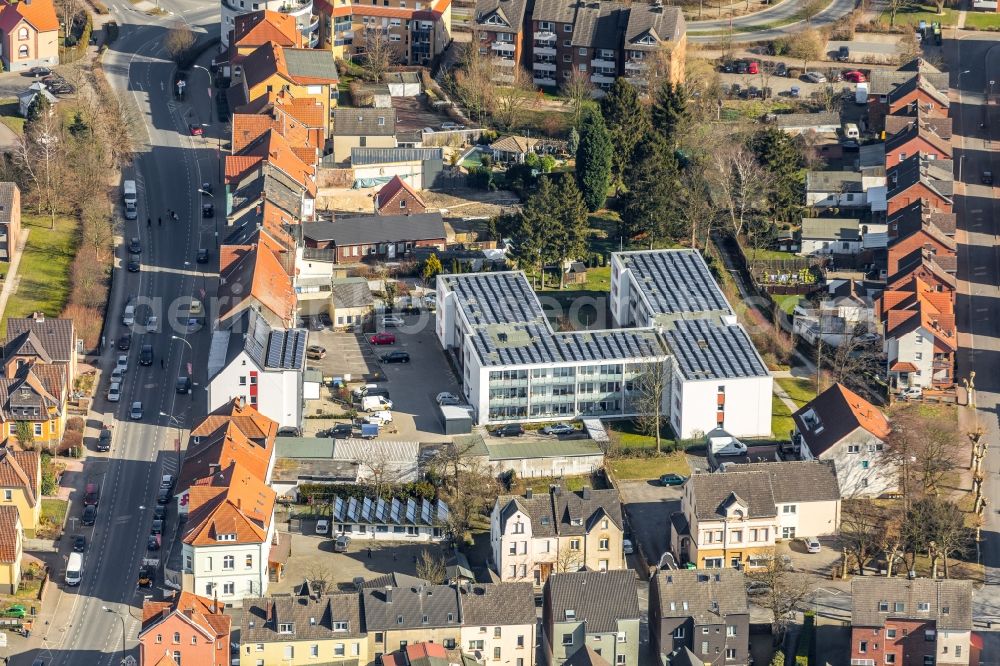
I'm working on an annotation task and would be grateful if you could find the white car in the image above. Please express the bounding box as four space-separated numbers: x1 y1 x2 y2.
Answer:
115 355 128 374
122 305 135 327
900 386 922 400
804 71 827 83
364 410 393 425
436 392 461 406
110 367 125 384
315 519 329 535
130 401 143 420
804 537 822 553
541 423 576 436
623 539 634 555
107 382 121 402
440 122 465 130
381 315 404 327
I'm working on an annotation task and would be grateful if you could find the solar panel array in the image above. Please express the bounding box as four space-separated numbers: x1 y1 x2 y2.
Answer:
442 272 547 327
332 495 448 527
265 328 307 369
665 318 768 380
243 310 271 368
472 325 665 367
620 250 732 316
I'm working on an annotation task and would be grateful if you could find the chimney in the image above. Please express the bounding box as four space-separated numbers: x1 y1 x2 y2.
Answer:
214 589 220 614
525 488 533 500
32 312 43 322
385 586 393 603
266 600 274 622
581 487 591 500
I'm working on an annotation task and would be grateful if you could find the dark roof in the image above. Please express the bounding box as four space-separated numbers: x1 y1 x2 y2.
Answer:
362 572 429 590
713 461 842 506
806 170 862 193
497 487 624 538
662 319 769 381
574 3 627 50
283 48 339 82
331 279 373 309
688 471 776 521
458 582 536 627
801 218 861 242
887 154 953 201
886 73 949 108
301 213 445 246
240 309 307 371
792 384 889 457
361 583 461 631
333 108 396 137
868 61 948 97
616 250 731 317
242 592 363 642
888 200 956 239
475 0 529 32
651 569 749 624
5 315 75 363
546 570 640 633
351 147 443 166
624 3 684 49
531 0 576 23
440 272 546 327
0 183 16 227
851 578 972 631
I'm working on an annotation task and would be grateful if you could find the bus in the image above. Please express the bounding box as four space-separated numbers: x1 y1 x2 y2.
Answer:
65 552 82 586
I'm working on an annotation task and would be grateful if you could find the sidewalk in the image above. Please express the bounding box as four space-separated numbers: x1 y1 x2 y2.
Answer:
0 228 29 321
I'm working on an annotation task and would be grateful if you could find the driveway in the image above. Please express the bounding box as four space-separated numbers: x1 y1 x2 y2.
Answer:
617 479 683 571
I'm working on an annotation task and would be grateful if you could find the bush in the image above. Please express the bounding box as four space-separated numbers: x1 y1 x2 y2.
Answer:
40 453 57 496
795 611 815 666
65 417 84 433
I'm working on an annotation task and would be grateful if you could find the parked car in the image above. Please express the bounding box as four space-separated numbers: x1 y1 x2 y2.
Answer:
151 518 164 535
122 305 135 327
381 315 404 327
138 567 153 588
72 534 86 552
29 66 51 77
334 535 351 552
735 60 749 74
623 539 634 555
803 71 827 83
130 401 143 420
128 237 141 253
899 386 923 400
175 376 192 394
789 86 801 98
658 473 687 486
4 605 26 618
107 382 121 403
161 474 175 491
96 428 111 452
147 535 161 551
306 345 326 359
202 203 214 218
746 581 771 596
436 392 461 406
327 423 354 439
541 423 576 436
82 504 97 526
774 61 787 77
804 537 822 553
720 60 735 73
156 487 170 504
747 60 759 74
116 354 128 374
491 424 524 438
84 483 99 506
836 45 850 62
117 335 131 351
843 70 866 83
189 124 204 136
110 367 125 384
364 410 393 425
315 519 330 535
127 254 141 272
277 427 302 437
154 505 166 520
380 351 410 363
370 332 396 345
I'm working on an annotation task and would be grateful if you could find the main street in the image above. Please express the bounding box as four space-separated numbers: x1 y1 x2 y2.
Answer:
25 1 222 662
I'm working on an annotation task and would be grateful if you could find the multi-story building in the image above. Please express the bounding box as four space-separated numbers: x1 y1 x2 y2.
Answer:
648 569 750 666
316 0 453 67
793 383 894 498
221 0 318 48
543 570 641 666
879 278 956 389
884 110 952 165
670 461 841 569
850 578 972 666
0 505 21 594
362 581 463 654
474 0 529 83
867 60 949 133
228 9 305 61
2 312 77 394
0 0 58 73
490 486 625 586
217 229 297 330
330 108 398 164
457 582 536 666
139 592 232 666
0 183 20 264
0 447 39 538
886 155 953 215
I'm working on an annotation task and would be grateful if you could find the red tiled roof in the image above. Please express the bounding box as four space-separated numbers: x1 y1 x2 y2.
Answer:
890 362 918 373
225 155 263 181
0 0 58 34
191 398 277 441
239 129 316 196
232 10 302 48
0 505 19 562
218 230 296 326
375 175 424 213
0 448 37 507
140 592 232 643
231 113 313 153
182 462 276 546
178 421 274 494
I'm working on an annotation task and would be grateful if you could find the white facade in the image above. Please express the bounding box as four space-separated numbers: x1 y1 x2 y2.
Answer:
489 504 558 585
207 343 303 429
800 236 862 256
800 430 895 498
459 622 536 663
667 372 773 440
885 326 934 387
220 0 316 47
181 520 274 603
775 500 840 540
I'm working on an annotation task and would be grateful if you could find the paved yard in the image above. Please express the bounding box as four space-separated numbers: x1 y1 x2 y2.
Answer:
617 479 682 570
392 96 452 132
307 329 380 382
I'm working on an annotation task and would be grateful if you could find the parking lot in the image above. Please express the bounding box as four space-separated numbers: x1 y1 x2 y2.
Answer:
617 479 683 570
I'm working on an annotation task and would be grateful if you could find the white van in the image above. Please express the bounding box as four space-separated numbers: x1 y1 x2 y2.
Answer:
66 552 82 586
842 122 860 140
361 395 393 412
122 305 135 327
122 180 138 220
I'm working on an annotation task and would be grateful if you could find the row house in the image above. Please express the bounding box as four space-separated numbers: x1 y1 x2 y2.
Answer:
139 592 232 666
490 486 625 586
300 212 446 263
217 228 297 330
225 126 319 222
474 0 529 83
0 447 39 538
867 59 949 133
879 279 957 389
884 111 952 165
315 0 453 67
885 154 953 215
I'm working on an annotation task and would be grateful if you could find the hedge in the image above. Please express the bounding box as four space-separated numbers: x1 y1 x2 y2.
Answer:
297 481 436 504
795 611 815 666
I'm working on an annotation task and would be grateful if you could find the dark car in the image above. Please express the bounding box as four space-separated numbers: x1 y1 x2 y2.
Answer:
319 313 332 327
380 351 410 363
139 344 153 366
491 424 524 438
96 428 111 452
659 473 688 486
176 376 192 394
72 535 86 552
127 254 141 272
28 66 51 77
151 518 164 535
836 45 850 62
729 83 741 98
735 60 748 74
147 535 161 551
196 248 210 264
117 335 131 351
138 567 153 588
128 237 141 253
156 487 171 505
328 423 354 439
154 505 166 520
202 203 214 218
720 61 735 73
774 61 787 77
81 504 97 526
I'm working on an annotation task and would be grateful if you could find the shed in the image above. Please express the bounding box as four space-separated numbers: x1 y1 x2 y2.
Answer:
564 261 588 285
358 82 392 108
18 83 57 118
303 368 323 400
440 404 474 435
384 71 422 97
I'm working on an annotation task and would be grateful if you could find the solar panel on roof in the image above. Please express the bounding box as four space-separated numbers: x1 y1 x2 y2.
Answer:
361 497 373 522
437 501 450 521
333 497 344 521
390 499 401 523
420 499 431 525
405 498 416 524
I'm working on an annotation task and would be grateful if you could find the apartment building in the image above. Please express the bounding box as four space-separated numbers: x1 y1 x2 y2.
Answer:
221 0 318 47
140 592 232 666
490 486 624 585
458 582 536 666
850 578 972 666
0 183 20 264
474 0 529 83
879 278 956 389
316 0 453 66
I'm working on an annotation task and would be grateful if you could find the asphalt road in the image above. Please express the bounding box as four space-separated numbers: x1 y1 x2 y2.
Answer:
688 0 857 42
24 1 223 663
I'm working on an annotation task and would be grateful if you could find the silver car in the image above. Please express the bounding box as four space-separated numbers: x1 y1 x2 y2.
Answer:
804 71 827 84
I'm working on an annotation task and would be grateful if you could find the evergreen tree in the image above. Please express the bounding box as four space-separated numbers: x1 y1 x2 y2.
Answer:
422 253 443 282
651 82 688 146
566 127 580 154
575 107 612 212
600 78 648 193
26 92 51 124
748 127 804 224
620 133 686 245
512 177 558 287
549 174 589 289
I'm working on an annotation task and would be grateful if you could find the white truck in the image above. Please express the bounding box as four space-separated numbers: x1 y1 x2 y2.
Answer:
708 429 748 457
122 179 138 220
855 82 868 105
361 395 393 412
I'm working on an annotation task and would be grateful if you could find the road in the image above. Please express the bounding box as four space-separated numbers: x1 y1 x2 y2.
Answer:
23 1 222 663
951 31 1000 654
688 0 856 42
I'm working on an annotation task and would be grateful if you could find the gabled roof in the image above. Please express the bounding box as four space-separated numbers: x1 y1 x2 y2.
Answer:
546 570 640 632
886 154 953 202
490 135 539 154
4 315 75 363
792 383 890 457
564 646 612 666
888 199 956 239
0 448 37 506
496 487 623 538
572 3 628 51
301 213 446 246
0 505 19 562
375 175 425 212
192 397 278 442
475 0 528 31
177 416 275 495
242 591 363 642
182 461 276 546
624 3 684 49
140 592 231 643
232 9 302 48
361 582 461 630
217 230 296 327
236 128 316 195
281 48 340 84
652 569 749 624
332 108 396 137
459 582 535 627
231 112 313 153
885 116 953 157
851 578 972 631
887 73 950 108
0 361 64 422
0 0 58 34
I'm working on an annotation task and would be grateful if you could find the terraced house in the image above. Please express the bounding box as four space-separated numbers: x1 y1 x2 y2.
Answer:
315 0 453 66
0 447 38 538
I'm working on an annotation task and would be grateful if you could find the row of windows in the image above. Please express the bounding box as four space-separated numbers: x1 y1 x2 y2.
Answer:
701 528 769 545
672 625 738 638
7 421 56 437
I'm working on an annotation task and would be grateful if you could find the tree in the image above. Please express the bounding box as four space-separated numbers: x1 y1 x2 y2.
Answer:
14 421 34 449
634 361 668 453
511 177 559 287
561 69 594 129
884 405 959 500
748 127 804 225
360 28 400 83
840 500 884 574
567 127 580 154
576 107 612 212
787 29 824 71
415 549 447 584
905 497 971 578
555 546 583 573
745 554 813 639
709 143 773 239
491 67 534 131
549 175 588 290
600 78 647 192
822 324 881 389
164 26 196 63
14 104 66 228
651 82 688 147
620 133 686 245
887 0 917 26
303 565 337 595
426 441 500 542
422 253 443 284
453 45 496 126
383 279 398 311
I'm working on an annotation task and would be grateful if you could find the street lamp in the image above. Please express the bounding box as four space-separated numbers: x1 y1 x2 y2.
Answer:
102 606 125 665
160 412 184 471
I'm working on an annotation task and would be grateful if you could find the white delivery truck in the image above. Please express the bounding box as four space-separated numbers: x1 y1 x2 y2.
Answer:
361 395 393 412
66 552 83 586
122 179 138 220
855 82 868 105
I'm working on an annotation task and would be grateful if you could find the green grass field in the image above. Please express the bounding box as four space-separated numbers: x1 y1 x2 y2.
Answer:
772 394 795 441
963 11 1000 29
776 377 818 407
609 453 691 480
2 214 77 335
878 4 958 26
0 98 24 136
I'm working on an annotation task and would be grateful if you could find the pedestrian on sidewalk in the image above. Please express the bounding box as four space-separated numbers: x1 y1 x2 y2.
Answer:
160 358 164 369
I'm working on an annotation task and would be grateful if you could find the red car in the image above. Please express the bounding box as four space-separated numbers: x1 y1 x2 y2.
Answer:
370 332 396 345
747 61 759 74
843 70 866 83
189 124 204 136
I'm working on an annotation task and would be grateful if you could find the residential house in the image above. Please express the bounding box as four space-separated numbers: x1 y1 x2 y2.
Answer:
886 252 956 294
228 9 304 61
884 112 953 165
886 220 955 280
868 60 949 132
792 383 893 497
381 642 474 666
621 2 686 89
328 277 374 328
225 127 318 219
0 183 20 264
375 175 426 215
791 280 878 349
362 581 463 654
542 569 641 666
0 361 67 455
217 229 297 330
234 88 328 149
850 578 972 666
16 81 55 118
139 592 232 666
648 569 750 666
300 213 447 263
490 486 625 586
3 312 77 393
799 218 862 255
805 171 866 209
0 447 38 538
240 587 367 666
351 146 445 190
670 461 841 569
231 112 317 155
0 505 21 594
315 0 453 67
457 582 536 666
207 309 308 429
329 493 449 541
0 0 58 73
220 0 317 48
473 0 530 84
489 135 556 164
887 200 956 243
886 154 954 215
225 162 312 237
885 73 950 120
330 108 397 164
879 279 956 389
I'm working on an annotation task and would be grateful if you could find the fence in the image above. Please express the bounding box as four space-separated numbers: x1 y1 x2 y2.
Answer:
421 128 484 147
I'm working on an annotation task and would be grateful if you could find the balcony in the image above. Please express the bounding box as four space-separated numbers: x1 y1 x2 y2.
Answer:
532 61 556 72
277 0 313 18
533 44 556 56
624 60 646 71
533 76 557 87
302 14 320 34
590 73 614 85
591 58 615 69
491 41 515 53
533 30 556 42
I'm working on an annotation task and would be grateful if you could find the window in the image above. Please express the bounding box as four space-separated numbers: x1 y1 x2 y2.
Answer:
563 24 572 31
335 644 346 656
924 630 935 641
173 653 181 665
494 648 501 660
895 602 905 612
578 64 586 72
726 649 737 661
915 352 923 360
885 655 896 665
33 423 41 436
191 636 197 645
570 539 580 550
848 444 861 453
173 632 181 644
246 554 253 568
509 543 517 555
859 641 868 654
923 658 934 666
879 602 889 612
672 627 685 639
886 628 896 638
517 635 525 648
731 530 742 543
782 505 797 514
333 621 348 631
2 490 9 501
616 656 625 665
617 632 626 643
701 642 709 655
599 538 609 550
156 635 162 644
17 27 27 40
917 602 930 611
955 646 962 658
223 555 234 570
727 626 736 637
284 646 294 660
311 645 320 657
239 376 247 385
562 634 573 646
702 628 710 635
578 48 586 55
704 557 723 568
279 623 293 634
375 633 384 643
495 627 502 638
565 610 576 621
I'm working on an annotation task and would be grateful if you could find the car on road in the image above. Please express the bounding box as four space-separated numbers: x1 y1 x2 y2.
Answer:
658 473 687 486
381 315 404 327
334 535 351 552
175 376 192 394
4 605 26 618
82 504 97 526
380 351 410 363
306 345 327 359
836 45 850 62
137 567 153 588
202 203 214 218
96 428 111 452
491 423 524 438
153 506 166 521
315 519 329 535
843 70 866 83
139 344 153 366
128 237 141 253
196 248 210 263
151 518 163 535
803 71 827 83
161 474 175 491
277 426 302 437
370 332 396 345
541 423 576 436
107 382 121 403
436 392 461 406
773 61 787 77
623 539 634 555
116 354 128 374
147 535 160 551
189 124 204 136
983 170 993 185
130 401 143 420
117 335 131 351
72 535 86 553
122 304 135 327
804 537 822 553
156 487 170 504
127 254 141 272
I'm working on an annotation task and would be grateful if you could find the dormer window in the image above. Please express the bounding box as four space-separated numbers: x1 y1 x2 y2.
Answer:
216 533 236 542
570 518 582 526
278 623 293 634
333 621 348 631
565 610 575 620
310 617 317 625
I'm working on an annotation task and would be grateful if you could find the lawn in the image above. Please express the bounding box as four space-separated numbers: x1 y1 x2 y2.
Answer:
772 394 795 441
40 498 67 530
774 294 803 315
745 248 800 262
963 11 1000 29
1 214 77 335
0 98 24 136
609 452 691 480
878 4 958 26
776 377 817 407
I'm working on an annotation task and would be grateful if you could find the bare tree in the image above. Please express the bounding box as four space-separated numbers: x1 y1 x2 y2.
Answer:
822 323 881 388
355 446 402 499
453 45 497 126
14 107 66 228
787 28 824 72
427 442 500 542
840 500 883 575
554 546 583 573
560 69 594 129
709 144 773 239
876 502 906 578
304 564 337 594
416 549 447 584
491 67 535 132
634 362 668 453
360 27 400 83
904 496 971 579
745 554 814 640
886 0 917 26
884 405 958 499
164 26 196 63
